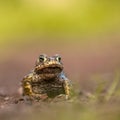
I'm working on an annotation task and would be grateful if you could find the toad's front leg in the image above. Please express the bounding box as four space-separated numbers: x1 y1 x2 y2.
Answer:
63 80 72 100
59 73 73 100
21 74 43 100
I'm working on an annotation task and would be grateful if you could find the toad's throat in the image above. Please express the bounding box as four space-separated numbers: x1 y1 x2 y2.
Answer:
36 67 62 74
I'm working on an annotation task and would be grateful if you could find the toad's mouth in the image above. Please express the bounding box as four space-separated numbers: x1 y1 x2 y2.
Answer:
35 65 63 74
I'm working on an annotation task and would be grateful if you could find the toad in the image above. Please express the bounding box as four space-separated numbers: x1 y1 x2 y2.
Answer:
21 54 72 100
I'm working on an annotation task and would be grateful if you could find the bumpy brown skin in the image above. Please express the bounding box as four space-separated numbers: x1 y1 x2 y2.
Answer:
21 54 72 100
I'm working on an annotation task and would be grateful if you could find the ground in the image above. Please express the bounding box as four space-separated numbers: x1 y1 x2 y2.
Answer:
0 37 120 120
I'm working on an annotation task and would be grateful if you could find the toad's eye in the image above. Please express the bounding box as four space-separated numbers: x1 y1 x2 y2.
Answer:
56 56 61 62
39 55 47 62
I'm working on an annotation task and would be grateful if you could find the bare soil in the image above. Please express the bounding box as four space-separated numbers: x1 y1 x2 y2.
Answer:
0 38 120 119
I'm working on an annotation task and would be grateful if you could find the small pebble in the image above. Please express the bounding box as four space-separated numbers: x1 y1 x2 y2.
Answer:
4 97 10 101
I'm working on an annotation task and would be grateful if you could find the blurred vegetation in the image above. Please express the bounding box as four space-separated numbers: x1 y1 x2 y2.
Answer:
0 0 120 43
0 1 120 120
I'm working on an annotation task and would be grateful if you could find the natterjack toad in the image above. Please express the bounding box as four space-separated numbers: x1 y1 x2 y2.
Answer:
21 54 72 100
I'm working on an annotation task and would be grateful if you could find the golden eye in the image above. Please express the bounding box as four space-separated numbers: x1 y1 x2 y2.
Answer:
39 54 47 62
56 56 61 62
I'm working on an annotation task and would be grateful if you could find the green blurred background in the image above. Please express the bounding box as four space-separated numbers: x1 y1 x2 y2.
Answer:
0 0 120 120
0 0 120 39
